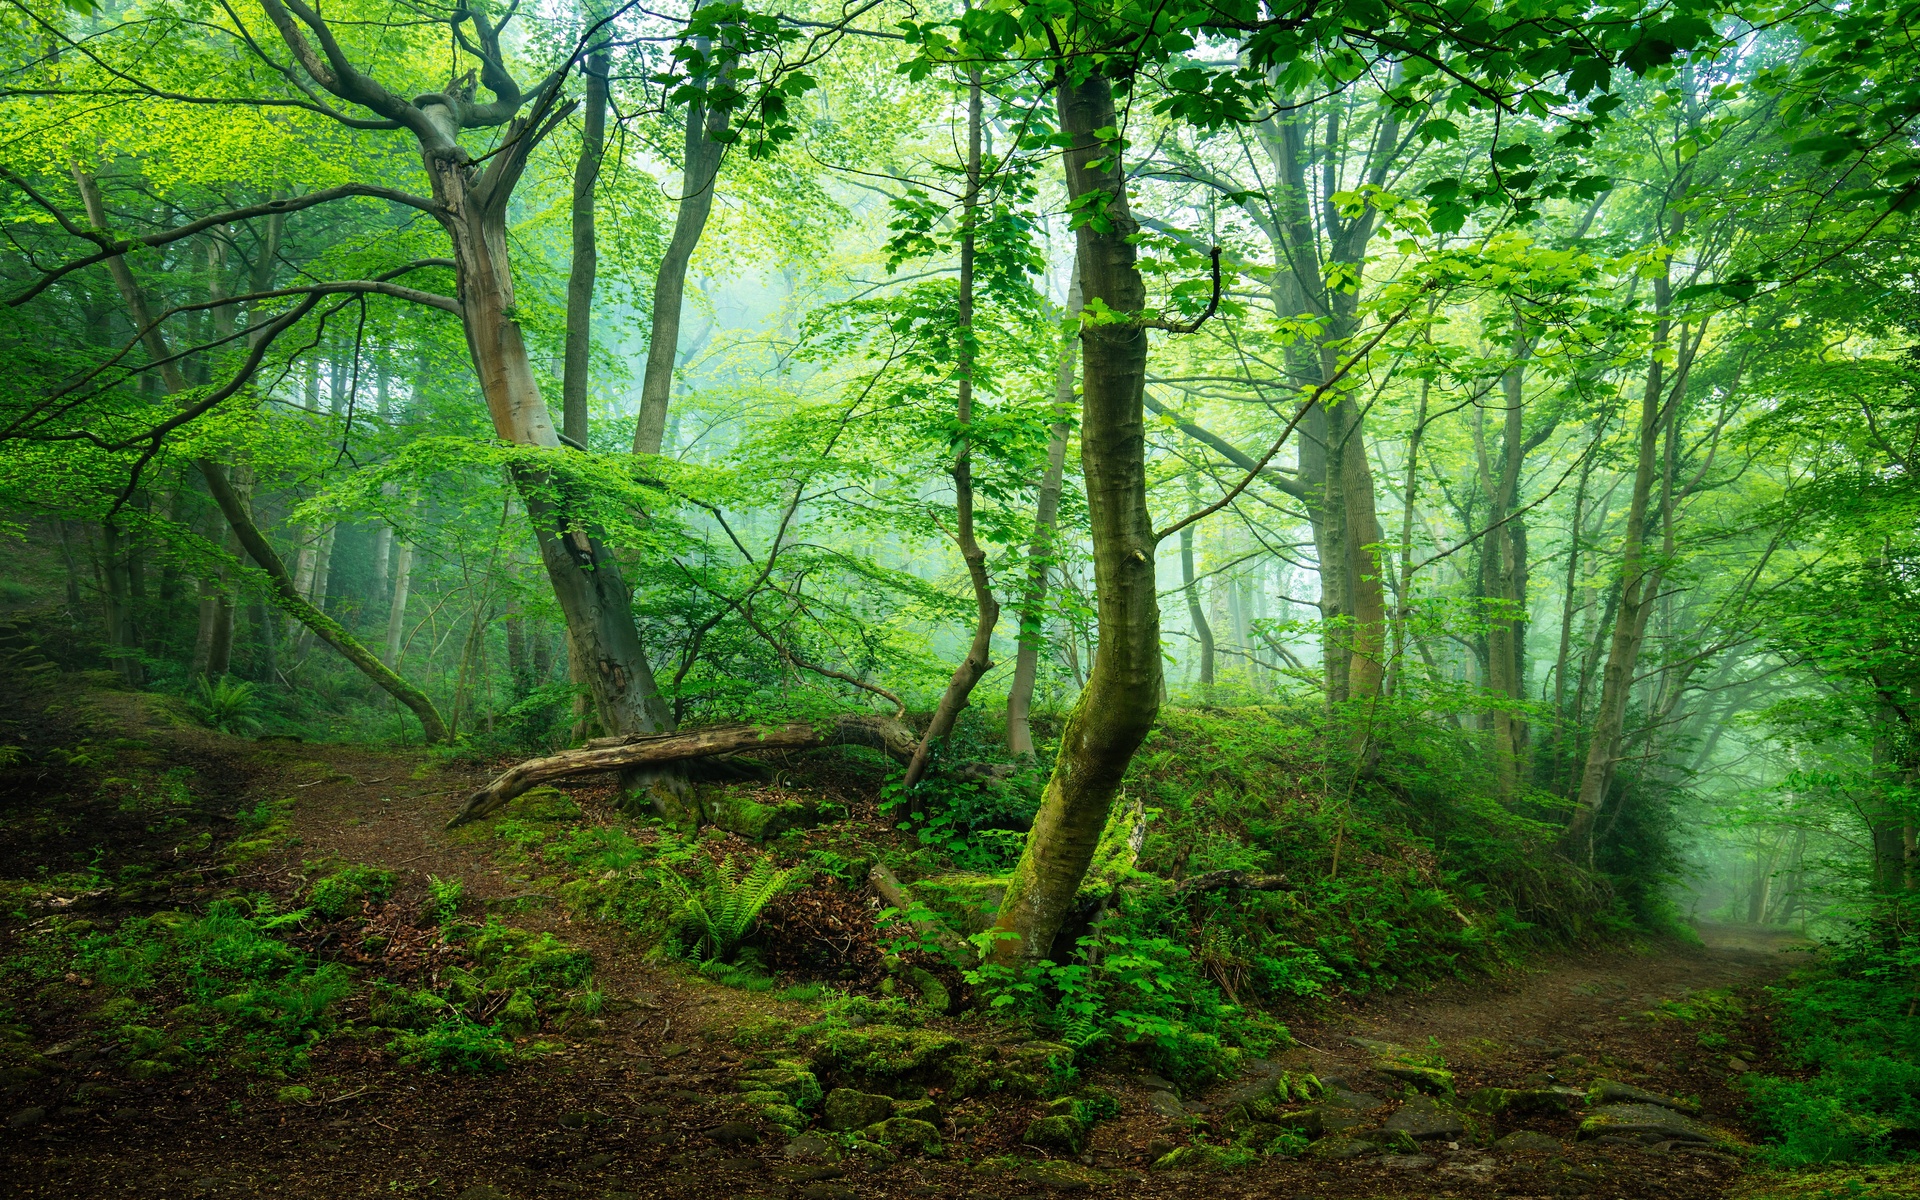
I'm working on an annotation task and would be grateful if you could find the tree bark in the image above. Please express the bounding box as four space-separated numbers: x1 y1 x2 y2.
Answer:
384 535 413 667
903 67 996 791
987 69 1161 967
200 459 446 740
561 42 608 448
1564 269 1673 854
631 31 731 455
1006 260 1081 756
450 714 916 824
1181 475 1215 687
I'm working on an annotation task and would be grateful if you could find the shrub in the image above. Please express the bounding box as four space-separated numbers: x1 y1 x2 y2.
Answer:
390 1016 516 1074
306 864 396 919
187 676 263 736
660 856 808 963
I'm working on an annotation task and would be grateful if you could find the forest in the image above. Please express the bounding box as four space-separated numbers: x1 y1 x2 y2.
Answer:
0 0 1917 1196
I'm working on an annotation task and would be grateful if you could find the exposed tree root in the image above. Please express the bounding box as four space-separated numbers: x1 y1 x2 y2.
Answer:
448 714 915 827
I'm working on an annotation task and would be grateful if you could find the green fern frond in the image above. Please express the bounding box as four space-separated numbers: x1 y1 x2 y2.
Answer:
663 856 808 964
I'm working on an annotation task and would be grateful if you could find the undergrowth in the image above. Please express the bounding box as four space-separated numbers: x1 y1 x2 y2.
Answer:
1749 896 1920 1165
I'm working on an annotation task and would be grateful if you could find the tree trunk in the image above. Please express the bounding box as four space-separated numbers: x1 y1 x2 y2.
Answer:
561 42 608 448
904 68 996 791
99 520 143 686
385 536 413 668
988 69 1161 967
293 523 336 654
1006 260 1081 756
1565 272 1673 854
200 460 446 740
631 33 731 455
421 130 675 741
1181 475 1215 687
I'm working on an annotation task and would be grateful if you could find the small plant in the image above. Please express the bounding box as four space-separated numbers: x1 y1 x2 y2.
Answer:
660 856 808 964
390 1014 516 1074
188 675 263 736
425 875 464 925
307 864 397 919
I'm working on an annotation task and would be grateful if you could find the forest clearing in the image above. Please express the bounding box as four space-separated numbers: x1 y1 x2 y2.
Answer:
2 0 1918 1196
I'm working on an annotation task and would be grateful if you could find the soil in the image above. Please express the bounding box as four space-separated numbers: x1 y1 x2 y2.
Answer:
0 680 1816 1200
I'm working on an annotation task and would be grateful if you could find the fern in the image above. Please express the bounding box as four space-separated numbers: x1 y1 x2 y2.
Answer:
662 856 808 964
188 675 263 735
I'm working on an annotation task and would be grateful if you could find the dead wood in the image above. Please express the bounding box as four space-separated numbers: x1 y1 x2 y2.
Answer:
448 714 914 827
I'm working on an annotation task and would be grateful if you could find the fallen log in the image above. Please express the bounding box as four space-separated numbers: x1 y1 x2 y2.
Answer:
448 714 915 827
1172 869 1291 895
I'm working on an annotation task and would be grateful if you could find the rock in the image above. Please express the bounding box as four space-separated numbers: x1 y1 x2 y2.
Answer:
890 1098 939 1123
1727 1057 1752 1073
1464 1086 1584 1115
1381 1153 1436 1170
1323 1088 1386 1112
771 1162 847 1182
710 1120 762 1146
8 1106 45 1130
1376 1063 1455 1096
823 1088 895 1132
455 1188 509 1200
275 1086 313 1104
784 1134 842 1162
1147 1091 1188 1120
760 1103 806 1131
580 1152 615 1169
1494 1131 1563 1153
738 1064 824 1111
1383 1096 1466 1141
863 1116 941 1152
901 966 952 1015
1151 1145 1243 1171
1023 1113 1088 1154
1589 1079 1699 1114
1213 1064 1323 1130
718 1157 761 1172
1439 1154 1498 1176
1578 1103 1714 1144
1139 1074 1177 1093
1306 1136 1371 1160
1356 1128 1420 1154
1018 1160 1109 1191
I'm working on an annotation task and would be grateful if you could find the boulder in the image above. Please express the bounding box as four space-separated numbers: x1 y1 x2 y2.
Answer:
1377 1063 1455 1096
863 1116 941 1153
822 1088 894 1132
1017 1160 1109 1191
1306 1136 1372 1160
784 1134 842 1162
1589 1079 1700 1115
890 1098 939 1123
1024 1113 1088 1154
1147 1091 1188 1120
1494 1131 1562 1153
737 1064 823 1111
1381 1153 1437 1170
1578 1103 1714 1144
1464 1086 1584 1116
812 1026 968 1085
1383 1095 1466 1141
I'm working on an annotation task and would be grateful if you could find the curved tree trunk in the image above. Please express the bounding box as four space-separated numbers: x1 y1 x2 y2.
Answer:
904 68 996 791
201 460 447 741
988 69 1161 967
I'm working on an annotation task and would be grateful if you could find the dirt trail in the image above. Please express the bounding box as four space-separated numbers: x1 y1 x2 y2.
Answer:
4 708 1811 1200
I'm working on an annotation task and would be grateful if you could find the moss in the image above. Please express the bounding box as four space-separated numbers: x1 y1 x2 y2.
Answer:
702 789 824 841
864 1116 941 1152
736 1062 822 1111
912 873 1010 935
1732 1167 1920 1200
810 1024 968 1081
465 923 592 992
1152 1144 1257 1171
306 863 397 919
1023 1113 1087 1153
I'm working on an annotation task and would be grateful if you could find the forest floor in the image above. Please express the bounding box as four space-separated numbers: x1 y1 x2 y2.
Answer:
0 677 1875 1200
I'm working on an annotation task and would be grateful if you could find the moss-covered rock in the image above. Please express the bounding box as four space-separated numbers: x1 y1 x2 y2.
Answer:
891 1098 939 1123
1464 1085 1584 1115
864 1116 942 1153
1151 1144 1254 1171
1017 1160 1109 1191
738 1063 823 1112
810 1025 968 1081
823 1088 894 1131
1023 1113 1087 1154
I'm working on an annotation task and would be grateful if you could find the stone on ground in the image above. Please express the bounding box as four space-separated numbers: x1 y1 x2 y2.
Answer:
1383 1095 1466 1140
1578 1103 1714 1143
822 1087 894 1131
1017 1160 1109 1191
1494 1130 1563 1153
1589 1078 1700 1114
1023 1113 1088 1154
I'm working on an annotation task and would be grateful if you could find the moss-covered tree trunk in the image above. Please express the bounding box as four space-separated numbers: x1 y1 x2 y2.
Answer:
988 68 1160 966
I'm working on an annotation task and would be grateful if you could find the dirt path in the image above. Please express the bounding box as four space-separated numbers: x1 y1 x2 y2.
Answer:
4 705 1811 1200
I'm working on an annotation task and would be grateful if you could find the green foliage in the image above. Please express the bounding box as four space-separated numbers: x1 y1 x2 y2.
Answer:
389 1014 517 1074
425 875 463 926
305 864 397 920
660 856 809 964
1750 899 1920 1165
186 676 263 736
